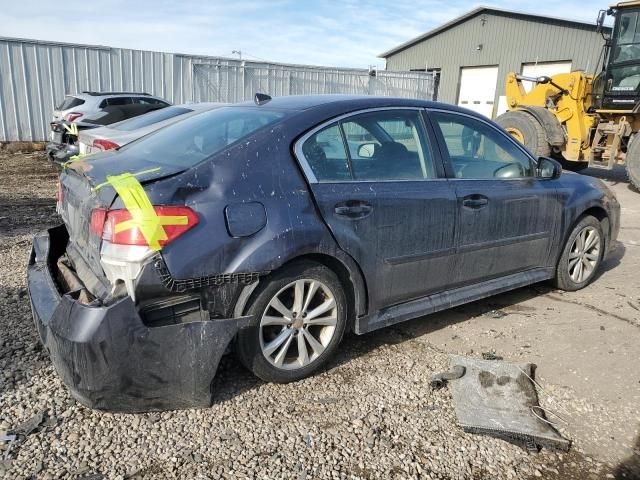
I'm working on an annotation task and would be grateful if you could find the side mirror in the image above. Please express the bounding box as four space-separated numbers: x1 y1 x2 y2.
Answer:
537 157 562 179
596 9 606 33
357 143 377 158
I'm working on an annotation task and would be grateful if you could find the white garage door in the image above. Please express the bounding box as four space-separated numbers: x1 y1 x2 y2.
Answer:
521 61 572 92
457 66 499 118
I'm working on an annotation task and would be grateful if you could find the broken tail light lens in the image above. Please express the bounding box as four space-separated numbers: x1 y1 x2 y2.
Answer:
64 112 83 122
92 139 120 151
91 206 199 247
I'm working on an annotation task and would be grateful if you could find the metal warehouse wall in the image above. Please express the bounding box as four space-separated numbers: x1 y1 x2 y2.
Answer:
0 37 435 142
384 11 606 107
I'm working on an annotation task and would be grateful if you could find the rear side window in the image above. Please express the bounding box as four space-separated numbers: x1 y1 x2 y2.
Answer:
133 97 170 106
119 106 287 168
301 125 352 182
300 109 435 182
99 97 133 108
56 96 85 110
113 106 192 131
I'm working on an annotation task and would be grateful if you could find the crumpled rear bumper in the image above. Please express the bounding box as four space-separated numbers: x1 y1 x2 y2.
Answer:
27 225 251 412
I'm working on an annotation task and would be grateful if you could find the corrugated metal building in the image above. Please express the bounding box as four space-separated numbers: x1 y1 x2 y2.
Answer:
0 37 436 142
380 7 611 118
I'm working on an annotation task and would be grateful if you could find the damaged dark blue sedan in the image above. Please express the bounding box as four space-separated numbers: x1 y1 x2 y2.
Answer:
28 95 620 411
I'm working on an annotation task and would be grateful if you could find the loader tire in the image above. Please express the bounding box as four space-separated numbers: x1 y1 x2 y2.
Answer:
495 110 551 157
626 135 640 191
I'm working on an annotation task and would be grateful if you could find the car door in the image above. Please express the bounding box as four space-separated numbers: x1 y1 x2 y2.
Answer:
295 108 458 311
428 109 561 287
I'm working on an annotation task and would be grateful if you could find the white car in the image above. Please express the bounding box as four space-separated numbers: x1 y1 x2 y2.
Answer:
78 102 226 154
53 91 171 125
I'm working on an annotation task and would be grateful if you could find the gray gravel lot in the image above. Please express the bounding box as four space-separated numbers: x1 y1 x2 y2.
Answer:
0 151 638 479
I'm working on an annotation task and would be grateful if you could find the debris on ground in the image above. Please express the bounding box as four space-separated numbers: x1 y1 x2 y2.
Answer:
430 365 466 389
448 355 571 452
482 351 504 361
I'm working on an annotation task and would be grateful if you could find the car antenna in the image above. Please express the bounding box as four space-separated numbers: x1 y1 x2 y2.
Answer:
254 93 272 106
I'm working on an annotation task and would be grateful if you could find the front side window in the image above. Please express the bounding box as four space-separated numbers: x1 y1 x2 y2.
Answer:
432 111 534 179
613 10 640 64
300 109 435 182
119 106 287 168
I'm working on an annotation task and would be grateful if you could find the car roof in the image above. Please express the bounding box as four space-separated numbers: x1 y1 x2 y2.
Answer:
68 92 166 100
230 94 475 116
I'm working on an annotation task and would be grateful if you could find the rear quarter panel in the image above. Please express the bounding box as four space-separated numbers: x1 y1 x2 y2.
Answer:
143 121 346 280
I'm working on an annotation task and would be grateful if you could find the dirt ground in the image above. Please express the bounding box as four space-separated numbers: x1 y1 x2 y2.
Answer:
0 151 638 479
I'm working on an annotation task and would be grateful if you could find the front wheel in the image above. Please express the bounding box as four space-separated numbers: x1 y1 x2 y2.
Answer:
236 261 347 383
552 216 605 291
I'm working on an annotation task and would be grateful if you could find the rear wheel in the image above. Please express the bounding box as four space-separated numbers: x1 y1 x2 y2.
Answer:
552 216 605 291
495 110 551 157
625 134 640 191
236 261 347 383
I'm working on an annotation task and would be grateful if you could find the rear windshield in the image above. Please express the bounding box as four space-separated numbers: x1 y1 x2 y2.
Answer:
113 106 192 132
119 106 288 168
56 96 85 110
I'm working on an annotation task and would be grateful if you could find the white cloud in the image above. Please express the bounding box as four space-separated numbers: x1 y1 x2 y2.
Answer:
0 0 609 68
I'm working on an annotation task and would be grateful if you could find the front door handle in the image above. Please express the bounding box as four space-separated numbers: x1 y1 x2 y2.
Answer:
334 200 373 219
462 194 489 209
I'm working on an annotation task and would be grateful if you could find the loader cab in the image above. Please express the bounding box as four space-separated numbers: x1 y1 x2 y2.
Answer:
599 5 640 110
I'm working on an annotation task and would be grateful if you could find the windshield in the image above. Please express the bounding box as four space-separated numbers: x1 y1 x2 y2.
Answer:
613 10 640 63
119 106 288 168
113 106 192 131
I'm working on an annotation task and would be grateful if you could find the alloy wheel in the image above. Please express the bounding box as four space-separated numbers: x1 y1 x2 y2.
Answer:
259 279 337 370
568 226 601 283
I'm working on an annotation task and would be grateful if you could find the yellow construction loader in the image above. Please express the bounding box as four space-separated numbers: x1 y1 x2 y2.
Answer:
496 1 640 189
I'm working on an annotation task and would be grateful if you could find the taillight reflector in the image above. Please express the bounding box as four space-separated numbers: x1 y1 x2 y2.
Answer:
92 139 120 151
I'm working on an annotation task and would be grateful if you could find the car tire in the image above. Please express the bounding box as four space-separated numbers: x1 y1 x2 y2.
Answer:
495 110 551 157
236 261 347 383
552 215 605 291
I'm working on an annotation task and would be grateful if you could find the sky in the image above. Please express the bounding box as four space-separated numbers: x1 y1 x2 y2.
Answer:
0 0 611 68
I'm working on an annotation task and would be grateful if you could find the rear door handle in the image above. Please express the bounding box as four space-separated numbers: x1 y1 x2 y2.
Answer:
462 194 489 209
334 201 373 219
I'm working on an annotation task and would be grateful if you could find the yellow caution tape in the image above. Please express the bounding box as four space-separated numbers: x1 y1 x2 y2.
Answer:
62 122 79 137
93 168 188 251
63 151 96 169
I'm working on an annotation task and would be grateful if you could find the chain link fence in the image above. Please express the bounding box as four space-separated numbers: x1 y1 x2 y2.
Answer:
193 63 437 103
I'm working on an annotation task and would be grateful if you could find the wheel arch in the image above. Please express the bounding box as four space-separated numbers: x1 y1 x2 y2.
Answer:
234 252 368 332
559 205 610 265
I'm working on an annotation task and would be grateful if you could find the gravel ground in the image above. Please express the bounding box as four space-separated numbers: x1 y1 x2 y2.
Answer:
0 152 638 479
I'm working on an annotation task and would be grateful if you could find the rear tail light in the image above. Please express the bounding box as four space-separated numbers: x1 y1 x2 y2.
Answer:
92 139 120 151
90 208 108 236
64 112 83 122
91 206 199 247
